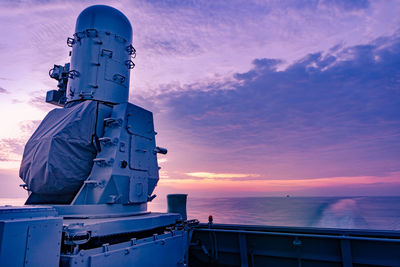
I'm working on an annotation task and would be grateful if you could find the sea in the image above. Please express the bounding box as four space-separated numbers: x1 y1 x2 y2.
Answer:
2 196 400 231
150 196 400 230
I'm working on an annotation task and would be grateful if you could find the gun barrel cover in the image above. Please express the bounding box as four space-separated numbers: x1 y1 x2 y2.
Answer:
19 101 97 195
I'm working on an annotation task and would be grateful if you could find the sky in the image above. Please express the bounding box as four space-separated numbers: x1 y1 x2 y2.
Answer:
0 0 399 199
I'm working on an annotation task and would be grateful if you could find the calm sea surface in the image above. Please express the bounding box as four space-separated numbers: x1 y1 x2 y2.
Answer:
150 196 400 230
2 197 400 230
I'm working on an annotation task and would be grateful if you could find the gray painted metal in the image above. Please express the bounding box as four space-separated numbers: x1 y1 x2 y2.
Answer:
167 194 188 220
189 223 400 267
0 207 63 267
61 230 187 267
0 205 186 266
53 203 148 218
63 212 181 238
72 102 159 207
67 5 134 104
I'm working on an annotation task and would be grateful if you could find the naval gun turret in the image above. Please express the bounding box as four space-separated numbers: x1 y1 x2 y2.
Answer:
0 6 190 266
20 5 165 211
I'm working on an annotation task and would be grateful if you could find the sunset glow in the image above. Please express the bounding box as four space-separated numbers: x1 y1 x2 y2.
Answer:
185 172 260 179
158 172 400 195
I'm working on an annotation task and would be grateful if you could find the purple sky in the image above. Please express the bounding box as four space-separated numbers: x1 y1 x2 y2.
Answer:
0 0 399 198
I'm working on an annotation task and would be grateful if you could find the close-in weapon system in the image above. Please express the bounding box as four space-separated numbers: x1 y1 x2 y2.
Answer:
0 6 189 266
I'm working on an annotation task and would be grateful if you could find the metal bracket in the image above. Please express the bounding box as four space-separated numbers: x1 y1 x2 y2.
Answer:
83 180 105 188
126 44 136 58
64 223 91 246
148 194 157 202
98 137 119 146
106 195 121 204
154 146 168 155
19 184 29 191
78 91 94 99
93 157 114 167
114 34 127 43
102 243 110 257
113 74 126 83
293 237 302 246
67 37 75 47
101 49 113 58
68 70 80 79
74 31 85 42
104 117 123 128
125 60 135 69
85 29 98 38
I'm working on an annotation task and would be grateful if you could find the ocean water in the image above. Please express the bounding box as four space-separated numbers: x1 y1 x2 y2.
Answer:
150 196 400 230
2 197 400 230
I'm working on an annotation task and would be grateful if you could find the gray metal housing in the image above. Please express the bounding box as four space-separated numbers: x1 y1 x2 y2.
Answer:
67 5 134 104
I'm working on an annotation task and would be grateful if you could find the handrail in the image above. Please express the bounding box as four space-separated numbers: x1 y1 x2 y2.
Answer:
193 228 400 243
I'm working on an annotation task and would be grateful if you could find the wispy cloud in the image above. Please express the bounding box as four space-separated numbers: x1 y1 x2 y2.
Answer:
158 158 168 163
0 86 9 94
0 120 40 169
319 0 370 11
186 172 260 179
28 91 53 111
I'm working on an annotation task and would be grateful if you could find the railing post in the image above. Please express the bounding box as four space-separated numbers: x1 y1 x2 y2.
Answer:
239 233 249 267
340 238 353 267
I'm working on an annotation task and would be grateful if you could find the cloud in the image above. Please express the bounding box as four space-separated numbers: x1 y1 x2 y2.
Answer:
145 32 400 180
19 120 41 134
0 169 27 198
0 120 40 168
0 137 25 169
158 158 168 163
141 38 203 56
0 86 9 94
319 0 370 11
28 92 53 111
186 172 260 179
12 99 23 104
